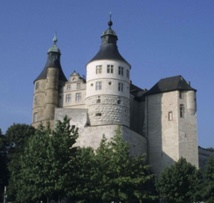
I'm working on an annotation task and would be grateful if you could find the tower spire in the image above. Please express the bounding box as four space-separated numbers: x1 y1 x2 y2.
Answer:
108 12 113 29
53 32 58 45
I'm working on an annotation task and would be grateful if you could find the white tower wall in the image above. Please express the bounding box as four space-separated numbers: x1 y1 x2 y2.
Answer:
86 60 130 127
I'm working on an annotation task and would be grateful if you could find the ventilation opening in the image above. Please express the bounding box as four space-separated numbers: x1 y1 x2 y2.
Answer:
97 99 101 103
96 113 102 116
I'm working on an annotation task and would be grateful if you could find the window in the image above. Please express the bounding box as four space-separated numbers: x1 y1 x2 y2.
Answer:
67 84 71 91
33 112 38 122
180 104 185 118
76 83 81 90
35 82 39 90
168 111 173 121
126 69 129 78
65 94 71 103
96 113 102 116
118 82 124 92
97 99 101 103
96 81 102 90
75 93 81 102
107 65 114 73
96 65 102 74
118 66 124 76
117 100 121 104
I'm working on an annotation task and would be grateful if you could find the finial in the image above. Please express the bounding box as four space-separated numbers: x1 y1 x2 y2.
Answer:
53 32 58 45
108 12 113 28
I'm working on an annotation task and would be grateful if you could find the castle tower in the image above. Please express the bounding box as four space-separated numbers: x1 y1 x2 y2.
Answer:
85 17 131 127
32 35 67 128
145 76 198 175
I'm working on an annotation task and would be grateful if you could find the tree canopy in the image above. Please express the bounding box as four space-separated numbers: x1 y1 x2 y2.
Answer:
201 155 214 202
9 123 157 203
70 128 157 202
157 157 202 203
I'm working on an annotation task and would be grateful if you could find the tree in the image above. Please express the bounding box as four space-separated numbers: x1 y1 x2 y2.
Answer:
6 123 35 153
95 128 157 202
71 127 157 202
201 155 214 203
6 124 35 201
14 116 79 203
0 129 8 202
157 157 202 203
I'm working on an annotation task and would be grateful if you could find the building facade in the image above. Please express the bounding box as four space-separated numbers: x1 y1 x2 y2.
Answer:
32 19 198 175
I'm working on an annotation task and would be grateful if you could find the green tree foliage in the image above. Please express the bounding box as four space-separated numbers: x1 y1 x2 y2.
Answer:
201 155 214 202
14 117 78 203
6 123 35 153
6 124 35 201
0 129 8 201
157 157 202 203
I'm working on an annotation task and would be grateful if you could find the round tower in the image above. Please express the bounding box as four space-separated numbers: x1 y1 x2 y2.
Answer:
85 17 131 127
32 35 67 128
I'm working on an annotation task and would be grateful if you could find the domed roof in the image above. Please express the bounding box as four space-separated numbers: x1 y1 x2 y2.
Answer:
88 17 130 67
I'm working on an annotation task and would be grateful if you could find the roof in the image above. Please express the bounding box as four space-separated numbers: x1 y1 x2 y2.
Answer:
130 83 147 101
34 36 67 83
146 75 196 95
88 19 130 67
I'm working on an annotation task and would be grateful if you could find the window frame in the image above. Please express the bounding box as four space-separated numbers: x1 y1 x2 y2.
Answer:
95 81 102 90
96 65 102 74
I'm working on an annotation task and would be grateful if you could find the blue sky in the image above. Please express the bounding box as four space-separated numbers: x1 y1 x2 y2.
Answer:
0 1 213 148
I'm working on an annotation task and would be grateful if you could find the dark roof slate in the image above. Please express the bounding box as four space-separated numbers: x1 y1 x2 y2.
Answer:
88 20 130 67
34 49 67 83
146 75 196 95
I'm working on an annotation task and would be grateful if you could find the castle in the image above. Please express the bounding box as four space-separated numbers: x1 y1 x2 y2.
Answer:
32 18 198 175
